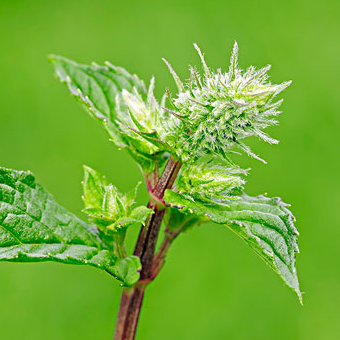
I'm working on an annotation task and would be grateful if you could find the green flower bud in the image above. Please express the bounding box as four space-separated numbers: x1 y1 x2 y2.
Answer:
82 166 126 228
82 166 152 233
176 161 246 202
115 77 166 155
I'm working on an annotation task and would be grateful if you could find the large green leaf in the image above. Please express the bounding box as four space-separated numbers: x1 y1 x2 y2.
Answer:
49 55 164 174
0 167 140 286
164 189 302 302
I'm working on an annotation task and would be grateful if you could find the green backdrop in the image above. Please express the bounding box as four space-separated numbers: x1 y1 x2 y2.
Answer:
1 0 339 339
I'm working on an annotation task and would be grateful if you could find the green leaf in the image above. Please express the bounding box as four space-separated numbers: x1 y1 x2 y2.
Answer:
107 207 154 233
129 206 154 224
125 128 174 154
126 146 160 174
50 55 168 174
164 189 302 302
113 256 142 287
82 165 108 209
102 184 125 220
49 55 146 122
0 167 140 286
122 181 141 208
163 207 205 232
49 55 146 148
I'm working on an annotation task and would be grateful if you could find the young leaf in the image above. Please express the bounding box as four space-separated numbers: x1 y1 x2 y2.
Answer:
82 166 153 234
129 206 153 224
164 189 302 302
0 167 140 286
82 165 108 209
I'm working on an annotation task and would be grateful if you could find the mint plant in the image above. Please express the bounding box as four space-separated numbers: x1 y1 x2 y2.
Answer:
0 42 301 340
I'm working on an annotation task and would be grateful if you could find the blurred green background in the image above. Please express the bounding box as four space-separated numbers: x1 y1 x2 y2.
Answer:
1 0 339 339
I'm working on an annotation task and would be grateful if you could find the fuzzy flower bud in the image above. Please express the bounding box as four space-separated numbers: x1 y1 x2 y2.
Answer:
162 42 291 163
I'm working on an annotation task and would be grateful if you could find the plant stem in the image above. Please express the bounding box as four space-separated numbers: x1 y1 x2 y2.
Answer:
113 284 146 340
113 156 182 340
150 228 180 280
151 214 199 280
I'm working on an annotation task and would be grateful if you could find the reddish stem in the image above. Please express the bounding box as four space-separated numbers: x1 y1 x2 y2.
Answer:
113 157 182 340
150 229 180 280
113 285 146 340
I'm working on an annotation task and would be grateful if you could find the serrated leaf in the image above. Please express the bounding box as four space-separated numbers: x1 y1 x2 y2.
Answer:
0 167 140 286
50 55 166 174
49 55 146 148
49 55 146 122
164 189 301 302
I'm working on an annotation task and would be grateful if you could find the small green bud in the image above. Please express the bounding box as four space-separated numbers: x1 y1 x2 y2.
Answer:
82 166 153 233
101 184 125 221
176 161 245 202
115 77 167 155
